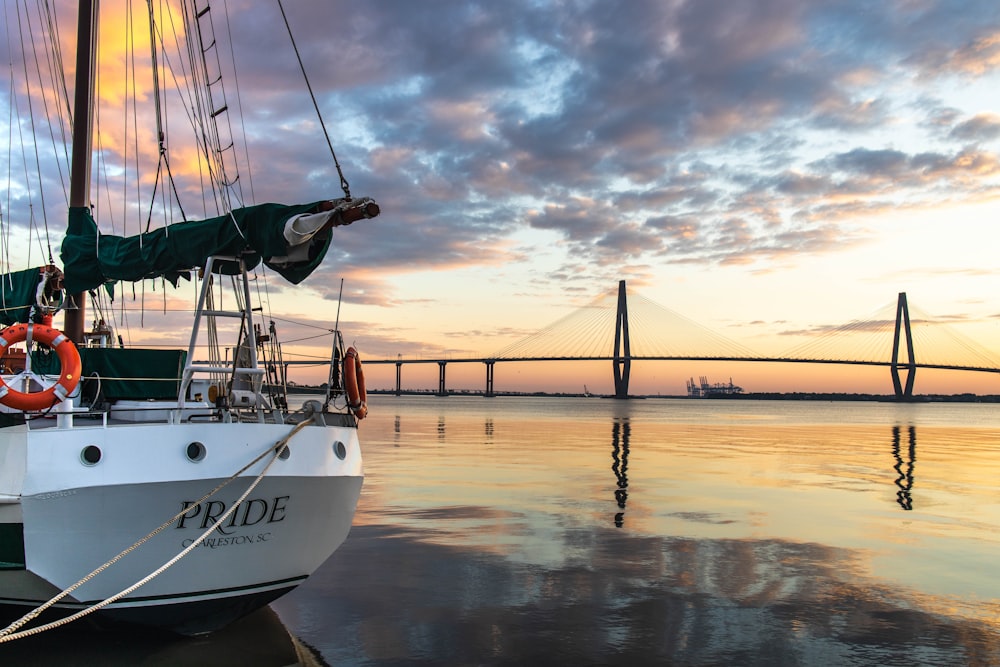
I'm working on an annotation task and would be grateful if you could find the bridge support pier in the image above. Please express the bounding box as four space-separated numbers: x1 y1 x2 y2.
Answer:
484 361 495 397
613 280 632 399
437 361 448 396
891 292 916 400
395 359 402 396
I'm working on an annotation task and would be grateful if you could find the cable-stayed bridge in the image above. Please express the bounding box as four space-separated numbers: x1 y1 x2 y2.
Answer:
359 281 1000 399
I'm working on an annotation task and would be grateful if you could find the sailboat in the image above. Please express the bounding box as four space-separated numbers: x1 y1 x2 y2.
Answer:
0 1 374 636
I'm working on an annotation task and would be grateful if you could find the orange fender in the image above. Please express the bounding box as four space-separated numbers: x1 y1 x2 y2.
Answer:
343 346 368 420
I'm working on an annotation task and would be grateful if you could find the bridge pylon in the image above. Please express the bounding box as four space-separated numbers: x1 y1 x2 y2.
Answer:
484 361 495 397
891 292 916 399
437 361 448 396
613 280 631 399
395 356 402 396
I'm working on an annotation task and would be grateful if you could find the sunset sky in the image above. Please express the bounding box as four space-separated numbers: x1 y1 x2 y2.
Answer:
3 0 1000 395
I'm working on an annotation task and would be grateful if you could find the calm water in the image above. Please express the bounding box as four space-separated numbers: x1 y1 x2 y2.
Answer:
3 396 1000 665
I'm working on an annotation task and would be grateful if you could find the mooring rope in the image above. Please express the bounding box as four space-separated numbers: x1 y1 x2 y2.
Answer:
0 417 314 642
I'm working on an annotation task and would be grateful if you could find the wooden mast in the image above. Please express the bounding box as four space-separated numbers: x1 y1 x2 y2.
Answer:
64 0 99 342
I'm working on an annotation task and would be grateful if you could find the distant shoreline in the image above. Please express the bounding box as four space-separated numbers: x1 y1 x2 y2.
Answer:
355 389 1000 403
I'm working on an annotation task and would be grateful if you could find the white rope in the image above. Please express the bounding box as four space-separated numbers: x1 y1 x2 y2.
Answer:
0 417 314 642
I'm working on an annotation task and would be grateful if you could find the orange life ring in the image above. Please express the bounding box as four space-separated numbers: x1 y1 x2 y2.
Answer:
343 346 367 420
0 323 82 412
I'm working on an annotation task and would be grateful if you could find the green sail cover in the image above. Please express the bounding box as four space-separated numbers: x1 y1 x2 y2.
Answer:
0 267 45 326
61 203 331 294
31 347 186 400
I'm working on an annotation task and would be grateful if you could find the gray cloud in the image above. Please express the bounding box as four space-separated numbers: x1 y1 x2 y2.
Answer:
5 0 1000 309
950 113 1000 142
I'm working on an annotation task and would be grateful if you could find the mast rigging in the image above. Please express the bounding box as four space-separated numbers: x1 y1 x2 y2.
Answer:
277 0 352 200
64 0 99 342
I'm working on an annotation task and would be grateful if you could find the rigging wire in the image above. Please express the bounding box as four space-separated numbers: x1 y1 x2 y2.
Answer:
186 1 240 215
127 1 151 330
187 1 242 209
7 36 36 271
28 0 69 211
143 0 187 229
268 312 348 331
216 0 274 323
280 332 335 345
13 0 53 265
221 0 256 206
277 0 351 200
2 0 353 367
187 6 218 219
41 0 74 135
87 8 131 348
149 0 212 218
126 1 141 232
2 0 15 276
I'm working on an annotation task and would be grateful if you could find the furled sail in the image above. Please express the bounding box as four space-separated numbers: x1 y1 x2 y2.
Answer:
60 201 352 294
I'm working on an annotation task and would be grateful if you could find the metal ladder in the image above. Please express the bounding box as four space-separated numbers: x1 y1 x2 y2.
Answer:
176 255 267 422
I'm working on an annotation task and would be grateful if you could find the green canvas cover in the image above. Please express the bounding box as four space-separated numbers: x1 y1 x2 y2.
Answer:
61 203 332 294
0 267 44 325
0 523 25 570
33 347 187 400
80 348 187 399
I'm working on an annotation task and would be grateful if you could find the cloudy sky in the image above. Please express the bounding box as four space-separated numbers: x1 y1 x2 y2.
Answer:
3 0 1000 394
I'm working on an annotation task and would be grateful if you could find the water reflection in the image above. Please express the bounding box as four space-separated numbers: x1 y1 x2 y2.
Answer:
892 425 917 511
272 397 1000 663
0 606 328 666
611 418 630 527
272 523 1000 665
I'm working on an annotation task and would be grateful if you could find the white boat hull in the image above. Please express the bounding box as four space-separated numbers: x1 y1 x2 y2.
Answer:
0 417 362 635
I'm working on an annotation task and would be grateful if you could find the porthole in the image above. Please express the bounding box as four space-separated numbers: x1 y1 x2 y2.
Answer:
333 441 347 460
81 445 102 466
186 441 207 462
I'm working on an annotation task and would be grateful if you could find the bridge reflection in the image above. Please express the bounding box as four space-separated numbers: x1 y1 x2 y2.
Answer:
611 418 631 527
892 425 917 511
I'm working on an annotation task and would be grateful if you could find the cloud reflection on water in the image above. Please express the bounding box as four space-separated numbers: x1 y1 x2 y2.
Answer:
275 522 999 665
326 398 1000 664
